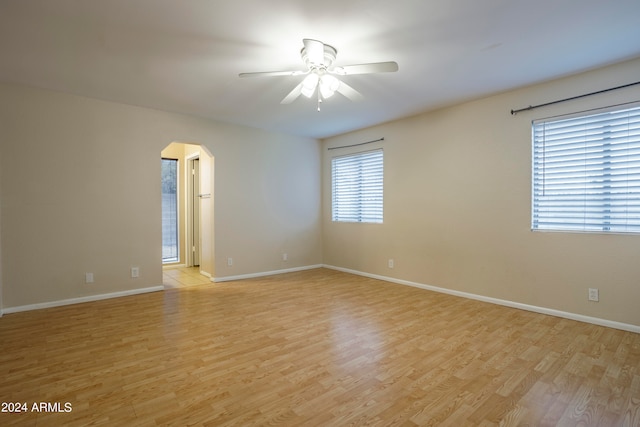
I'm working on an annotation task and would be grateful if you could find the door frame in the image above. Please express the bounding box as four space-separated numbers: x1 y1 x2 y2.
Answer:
186 154 201 267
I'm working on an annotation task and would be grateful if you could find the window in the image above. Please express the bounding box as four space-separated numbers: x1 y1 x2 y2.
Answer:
161 158 179 263
532 103 640 233
332 149 383 223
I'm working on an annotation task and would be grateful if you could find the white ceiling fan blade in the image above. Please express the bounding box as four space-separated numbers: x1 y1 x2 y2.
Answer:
303 39 325 65
281 82 304 104
336 81 363 102
239 70 306 78
333 61 399 75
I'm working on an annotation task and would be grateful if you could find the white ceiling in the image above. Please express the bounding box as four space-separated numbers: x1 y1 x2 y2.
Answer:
1 0 640 139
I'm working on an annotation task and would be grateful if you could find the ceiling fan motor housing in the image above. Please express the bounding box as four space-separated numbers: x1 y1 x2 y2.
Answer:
301 44 337 69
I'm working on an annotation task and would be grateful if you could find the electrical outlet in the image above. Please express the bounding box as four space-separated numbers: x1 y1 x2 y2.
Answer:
131 267 140 278
388 259 394 269
85 273 94 284
588 288 599 302
282 253 288 261
227 257 233 267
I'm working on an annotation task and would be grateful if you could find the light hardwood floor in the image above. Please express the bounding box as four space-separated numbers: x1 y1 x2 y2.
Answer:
1 268 639 426
162 266 212 289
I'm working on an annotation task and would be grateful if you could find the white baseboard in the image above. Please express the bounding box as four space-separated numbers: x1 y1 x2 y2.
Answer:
214 264 324 282
323 265 640 334
5 266 637 334
2 286 164 315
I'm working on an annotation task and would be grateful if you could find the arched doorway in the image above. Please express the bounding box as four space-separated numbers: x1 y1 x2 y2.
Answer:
160 142 214 287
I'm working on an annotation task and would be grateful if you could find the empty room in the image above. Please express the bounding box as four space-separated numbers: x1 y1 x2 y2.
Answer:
1 1 640 426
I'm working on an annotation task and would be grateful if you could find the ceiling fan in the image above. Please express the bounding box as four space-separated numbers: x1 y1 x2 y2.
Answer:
239 39 398 109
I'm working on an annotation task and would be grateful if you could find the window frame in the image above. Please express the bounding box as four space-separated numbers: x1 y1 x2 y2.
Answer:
531 102 640 234
161 157 180 263
331 149 384 224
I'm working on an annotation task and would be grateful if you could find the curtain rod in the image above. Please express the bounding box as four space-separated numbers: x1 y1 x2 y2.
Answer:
327 137 384 151
510 81 640 115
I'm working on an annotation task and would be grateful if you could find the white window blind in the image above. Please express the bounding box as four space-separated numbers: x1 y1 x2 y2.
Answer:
532 103 640 233
332 149 383 223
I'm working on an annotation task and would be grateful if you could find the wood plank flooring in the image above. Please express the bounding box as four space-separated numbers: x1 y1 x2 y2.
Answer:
1 268 639 426
162 266 212 289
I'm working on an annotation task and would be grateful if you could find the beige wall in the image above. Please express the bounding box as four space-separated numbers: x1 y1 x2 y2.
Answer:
213 127 322 275
322 57 640 327
0 84 322 309
0 152 3 312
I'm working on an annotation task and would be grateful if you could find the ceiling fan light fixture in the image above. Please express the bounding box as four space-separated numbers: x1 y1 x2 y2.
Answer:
301 73 319 98
320 74 340 99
